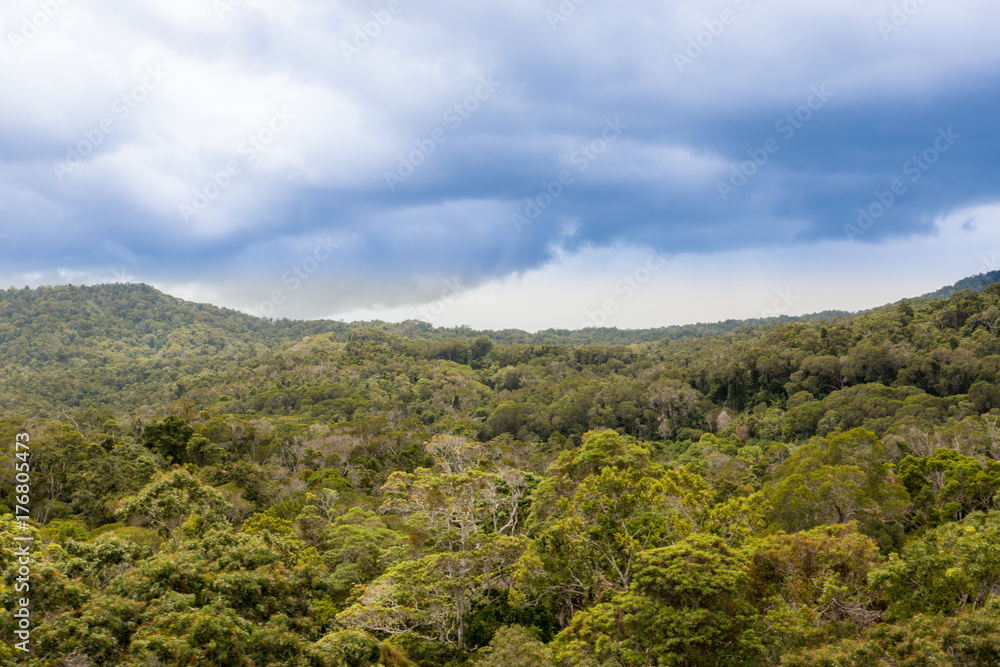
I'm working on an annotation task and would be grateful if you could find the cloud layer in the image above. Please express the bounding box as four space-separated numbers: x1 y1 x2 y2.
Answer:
1 0 998 323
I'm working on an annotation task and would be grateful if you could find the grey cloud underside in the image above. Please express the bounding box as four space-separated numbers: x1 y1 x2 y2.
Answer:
1 0 999 304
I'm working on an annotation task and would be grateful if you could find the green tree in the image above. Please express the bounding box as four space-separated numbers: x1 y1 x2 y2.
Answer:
898 449 1000 527
116 469 231 545
781 609 1000 667
311 628 384 667
144 416 195 464
748 524 882 660
338 535 526 650
472 625 554 667
186 433 225 466
528 430 659 529
128 601 254 665
766 429 910 550
32 593 145 665
517 465 718 623
550 534 761 667
322 508 408 593
870 511 1000 620
970 380 1000 414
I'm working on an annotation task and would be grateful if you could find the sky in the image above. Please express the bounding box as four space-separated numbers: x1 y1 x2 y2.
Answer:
1 0 999 331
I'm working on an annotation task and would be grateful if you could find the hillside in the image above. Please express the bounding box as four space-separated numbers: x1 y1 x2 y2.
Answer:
914 269 1000 303
3 276 1000 664
0 273 996 417
0 284 337 414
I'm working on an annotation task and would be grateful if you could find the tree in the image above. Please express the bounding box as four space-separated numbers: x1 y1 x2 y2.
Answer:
116 469 231 545
898 449 1000 527
970 380 1000 414
870 510 1000 620
29 423 102 523
521 431 766 626
814 384 925 437
470 336 494 366
128 601 255 665
32 593 145 665
766 429 910 551
69 440 158 527
549 534 762 667
781 609 1000 667
338 535 526 650
649 379 706 439
528 430 659 529
186 434 225 466
518 466 717 623
144 416 195 464
322 508 408 593
381 462 528 553
311 629 384 667
347 462 531 650
747 524 882 660
472 625 554 667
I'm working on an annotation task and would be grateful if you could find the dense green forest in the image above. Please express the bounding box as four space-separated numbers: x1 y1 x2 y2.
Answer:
4 274 1000 665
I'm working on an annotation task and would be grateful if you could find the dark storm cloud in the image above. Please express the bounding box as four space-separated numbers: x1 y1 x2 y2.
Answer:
1 0 999 315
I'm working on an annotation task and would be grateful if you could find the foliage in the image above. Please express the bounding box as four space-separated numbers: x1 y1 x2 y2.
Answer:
549 534 762 666
781 608 1000 666
765 429 910 551
471 625 554 667
116 469 231 545
898 449 1000 527
5 278 1000 663
748 524 883 659
870 511 1000 620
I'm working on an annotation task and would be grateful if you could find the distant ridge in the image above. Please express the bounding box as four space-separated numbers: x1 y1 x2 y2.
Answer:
1 271 1000 415
912 270 1000 303
3 270 1000 348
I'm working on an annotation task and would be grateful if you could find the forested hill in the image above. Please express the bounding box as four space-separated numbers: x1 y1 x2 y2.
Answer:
0 284 333 414
5 275 1000 665
0 273 998 416
914 268 1000 303
0 281 843 355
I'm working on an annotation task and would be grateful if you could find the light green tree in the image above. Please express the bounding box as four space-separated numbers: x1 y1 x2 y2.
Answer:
550 534 762 667
116 469 231 546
